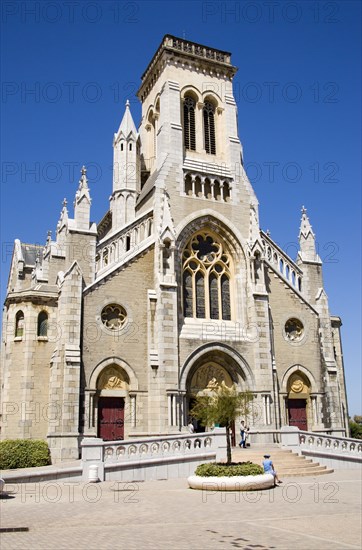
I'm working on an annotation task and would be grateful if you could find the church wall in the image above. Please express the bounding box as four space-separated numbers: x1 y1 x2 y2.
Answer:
267 270 321 376
1 301 54 440
66 231 96 287
47 255 66 286
266 267 325 428
297 261 324 305
81 250 154 434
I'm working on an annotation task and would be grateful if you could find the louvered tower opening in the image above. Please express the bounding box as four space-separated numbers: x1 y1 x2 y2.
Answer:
184 97 196 151
203 101 216 155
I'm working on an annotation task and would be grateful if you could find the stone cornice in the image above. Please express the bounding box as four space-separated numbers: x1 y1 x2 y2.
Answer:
5 289 58 307
138 35 237 102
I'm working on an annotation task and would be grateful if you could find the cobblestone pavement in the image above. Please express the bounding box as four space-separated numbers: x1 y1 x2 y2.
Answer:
1 469 361 549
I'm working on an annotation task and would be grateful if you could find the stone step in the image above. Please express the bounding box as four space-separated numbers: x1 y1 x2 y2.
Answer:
230 447 334 477
233 455 315 465
281 468 334 477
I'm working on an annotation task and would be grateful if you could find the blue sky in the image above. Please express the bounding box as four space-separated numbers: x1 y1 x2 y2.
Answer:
1 1 361 415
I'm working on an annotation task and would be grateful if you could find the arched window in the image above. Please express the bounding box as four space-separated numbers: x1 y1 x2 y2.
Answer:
183 96 196 151
37 311 48 337
203 101 216 154
15 310 24 338
182 231 232 320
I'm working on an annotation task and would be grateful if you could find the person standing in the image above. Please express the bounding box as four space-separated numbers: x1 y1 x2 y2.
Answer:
239 421 246 448
244 425 250 447
262 454 282 485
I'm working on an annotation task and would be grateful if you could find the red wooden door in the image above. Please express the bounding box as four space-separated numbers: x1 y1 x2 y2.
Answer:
288 399 307 430
98 397 124 441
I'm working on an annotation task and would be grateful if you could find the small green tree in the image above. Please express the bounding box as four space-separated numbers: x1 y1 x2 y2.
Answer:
349 415 362 439
190 380 253 464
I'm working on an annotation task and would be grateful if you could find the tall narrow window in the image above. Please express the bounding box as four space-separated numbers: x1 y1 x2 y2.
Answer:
15 311 24 338
37 311 48 337
182 232 233 320
209 273 219 319
183 270 193 317
195 272 205 318
203 101 216 154
221 275 231 320
184 96 196 151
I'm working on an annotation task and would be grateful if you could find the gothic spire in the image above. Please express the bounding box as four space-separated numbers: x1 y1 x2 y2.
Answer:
299 205 315 239
58 198 68 226
74 165 91 205
114 100 138 143
74 166 91 230
298 206 320 263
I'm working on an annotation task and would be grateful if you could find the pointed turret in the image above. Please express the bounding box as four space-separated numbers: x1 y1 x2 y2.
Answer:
74 166 91 230
57 198 68 231
54 198 69 255
297 206 323 303
114 99 138 142
111 100 140 230
298 206 321 263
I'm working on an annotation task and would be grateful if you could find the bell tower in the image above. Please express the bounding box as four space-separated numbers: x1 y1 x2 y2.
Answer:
136 34 259 241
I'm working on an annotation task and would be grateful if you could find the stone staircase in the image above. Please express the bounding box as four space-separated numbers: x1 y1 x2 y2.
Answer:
231 444 334 477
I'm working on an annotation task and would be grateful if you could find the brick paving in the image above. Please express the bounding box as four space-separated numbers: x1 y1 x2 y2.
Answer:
1 469 361 549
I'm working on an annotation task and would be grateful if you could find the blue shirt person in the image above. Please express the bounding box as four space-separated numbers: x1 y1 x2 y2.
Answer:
262 454 282 485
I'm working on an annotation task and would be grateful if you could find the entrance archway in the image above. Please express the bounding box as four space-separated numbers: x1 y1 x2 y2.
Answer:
182 345 253 445
286 371 311 430
96 365 130 441
188 361 234 434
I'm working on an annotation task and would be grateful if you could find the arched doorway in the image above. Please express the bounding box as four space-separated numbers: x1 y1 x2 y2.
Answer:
286 371 311 430
96 365 130 441
183 346 253 446
188 361 234 435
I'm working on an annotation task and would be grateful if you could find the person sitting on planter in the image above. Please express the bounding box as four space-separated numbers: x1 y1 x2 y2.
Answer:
262 454 282 485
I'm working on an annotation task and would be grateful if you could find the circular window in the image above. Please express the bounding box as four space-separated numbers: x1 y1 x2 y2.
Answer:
285 318 304 341
101 304 127 330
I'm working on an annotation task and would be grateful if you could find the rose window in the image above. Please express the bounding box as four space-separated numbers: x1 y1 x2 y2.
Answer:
101 304 127 330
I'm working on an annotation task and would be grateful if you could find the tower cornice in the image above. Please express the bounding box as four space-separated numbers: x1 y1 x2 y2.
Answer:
137 35 238 102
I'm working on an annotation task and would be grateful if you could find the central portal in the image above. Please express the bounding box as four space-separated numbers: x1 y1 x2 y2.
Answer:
187 361 236 443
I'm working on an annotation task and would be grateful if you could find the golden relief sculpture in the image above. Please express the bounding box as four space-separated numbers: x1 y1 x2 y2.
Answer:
288 373 310 395
190 363 233 393
97 367 128 390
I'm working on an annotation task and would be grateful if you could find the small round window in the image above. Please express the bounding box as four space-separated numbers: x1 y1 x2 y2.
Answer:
285 318 304 341
101 304 127 330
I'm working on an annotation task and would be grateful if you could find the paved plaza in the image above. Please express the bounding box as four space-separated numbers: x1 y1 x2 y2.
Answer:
1 469 361 550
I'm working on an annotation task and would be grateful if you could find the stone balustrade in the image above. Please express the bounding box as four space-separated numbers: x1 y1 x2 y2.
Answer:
184 171 232 202
280 426 362 470
81 429 226 482
168 36 230 64
261 231 303 293
299 431 362 457
95 213 153 276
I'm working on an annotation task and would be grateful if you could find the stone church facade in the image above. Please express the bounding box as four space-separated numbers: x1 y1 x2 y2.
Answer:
1 36 349 462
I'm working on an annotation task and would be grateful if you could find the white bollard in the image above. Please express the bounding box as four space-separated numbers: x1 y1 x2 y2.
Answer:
88 465 99 483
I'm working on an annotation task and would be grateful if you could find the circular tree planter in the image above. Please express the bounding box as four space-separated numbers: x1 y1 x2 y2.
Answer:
188 473 274 491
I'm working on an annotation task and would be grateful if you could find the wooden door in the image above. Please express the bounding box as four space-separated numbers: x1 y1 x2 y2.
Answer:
288 399 307 430
98 397 124 441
